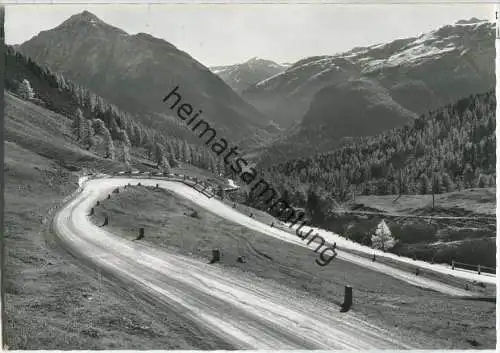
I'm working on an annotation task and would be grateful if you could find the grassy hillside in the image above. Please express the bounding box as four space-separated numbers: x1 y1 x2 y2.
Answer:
3 94 232 349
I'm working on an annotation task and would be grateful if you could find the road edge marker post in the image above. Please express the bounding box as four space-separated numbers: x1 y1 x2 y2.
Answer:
340 285 353 313
209 249 221 264
136 227 145 241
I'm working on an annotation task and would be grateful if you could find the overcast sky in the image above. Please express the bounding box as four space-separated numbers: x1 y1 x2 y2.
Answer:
4 0 496 66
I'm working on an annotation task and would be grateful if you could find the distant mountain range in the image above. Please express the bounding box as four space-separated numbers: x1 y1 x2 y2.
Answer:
246 17 495 163
210 58 288 94
17 13 495 164
17 11 277 150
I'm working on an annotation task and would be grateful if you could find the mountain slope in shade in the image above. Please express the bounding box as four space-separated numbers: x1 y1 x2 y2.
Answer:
211 57 287 93
258 78 418 164
243 18 494 130
18 11 274 148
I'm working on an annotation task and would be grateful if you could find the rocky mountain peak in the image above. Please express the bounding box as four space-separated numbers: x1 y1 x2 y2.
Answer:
62 10 102 25
456 17 488 25
56 10 127 35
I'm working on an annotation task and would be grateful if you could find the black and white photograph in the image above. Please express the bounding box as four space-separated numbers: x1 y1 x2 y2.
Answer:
2 0 497 350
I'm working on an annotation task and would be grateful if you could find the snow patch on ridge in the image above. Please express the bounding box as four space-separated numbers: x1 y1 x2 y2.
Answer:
387 44 456 66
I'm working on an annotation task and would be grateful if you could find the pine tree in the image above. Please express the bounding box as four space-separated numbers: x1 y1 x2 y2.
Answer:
477 173 488 188
420 174 431 194
209 155 217 173
78 115 87 143
442 172 455 192
216 158 224 176
104 129 115 160
306 186 329 224
463 164 475 189
147 141 155 160
18 79 35 100
488 174 495 187
84 119 95 150
190 145 198 166
154 143 164 168
119 129 131 147
73 108 84 137
92 118 106 135
108 114 120 140
133 125 143 146
122 143 131 166
183 140 191 163
432 173 443 195
143 131 150 150
158 152 171 172
168 154 179 168
176 139 184 161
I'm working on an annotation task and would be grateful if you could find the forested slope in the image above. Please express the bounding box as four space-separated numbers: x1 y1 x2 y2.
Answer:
5 45 231 175
253 90 495 211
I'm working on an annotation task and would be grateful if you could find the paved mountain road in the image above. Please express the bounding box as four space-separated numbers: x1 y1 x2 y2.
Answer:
52 176 492 349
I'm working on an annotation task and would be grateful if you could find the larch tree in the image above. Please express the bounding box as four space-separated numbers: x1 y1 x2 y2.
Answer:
371 220 397 252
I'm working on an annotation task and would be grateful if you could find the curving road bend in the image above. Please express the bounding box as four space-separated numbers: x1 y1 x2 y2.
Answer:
54 176 417 349
54 176 493 348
